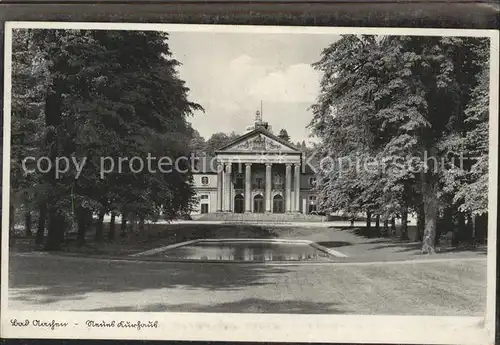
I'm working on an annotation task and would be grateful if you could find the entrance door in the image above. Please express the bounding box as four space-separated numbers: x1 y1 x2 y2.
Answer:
273 195 284 213
234 194 244 213
253 195 264 213
200 204 209 214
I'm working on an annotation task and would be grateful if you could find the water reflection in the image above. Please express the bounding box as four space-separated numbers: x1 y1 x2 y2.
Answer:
161 241 332 262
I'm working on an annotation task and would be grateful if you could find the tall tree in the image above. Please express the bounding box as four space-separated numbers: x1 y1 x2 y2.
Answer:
311 34 489 253
11 29 202 250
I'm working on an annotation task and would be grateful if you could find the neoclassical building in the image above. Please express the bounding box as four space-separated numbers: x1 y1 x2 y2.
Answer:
191 116 318 216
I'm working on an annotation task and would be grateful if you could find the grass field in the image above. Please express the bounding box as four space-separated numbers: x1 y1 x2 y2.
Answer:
9 252 486 315
11 222 486 262
9 221 487 314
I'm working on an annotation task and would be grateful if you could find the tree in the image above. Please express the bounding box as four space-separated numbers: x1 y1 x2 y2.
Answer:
439 39 490 244
310 35 399 228
189 128 206 156
278 129 291 142
11 29 52 244
441 41 489 216
310 34 489 253
11 29 202 250
204 132 238 156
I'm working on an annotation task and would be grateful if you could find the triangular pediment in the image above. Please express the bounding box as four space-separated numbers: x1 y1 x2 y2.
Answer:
217 128 300 153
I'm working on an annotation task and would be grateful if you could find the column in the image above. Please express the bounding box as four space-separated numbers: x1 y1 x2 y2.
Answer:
222 163 227 212
245 163 252 212
230 178 234 212
217 163 223 212
227 163 232 212
285 163 292 212
265 163 272 212
294 163 301 212
223 162 232 212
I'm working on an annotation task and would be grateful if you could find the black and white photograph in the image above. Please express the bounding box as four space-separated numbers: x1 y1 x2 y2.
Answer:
1 22 498 343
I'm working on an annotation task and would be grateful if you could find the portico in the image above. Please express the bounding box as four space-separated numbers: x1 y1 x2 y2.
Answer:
191 118 317 216
216 159 302 214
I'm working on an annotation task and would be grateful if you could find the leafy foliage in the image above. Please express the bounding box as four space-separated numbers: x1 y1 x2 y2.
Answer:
11 29 202 249
278 129 291 142
310 34 490 250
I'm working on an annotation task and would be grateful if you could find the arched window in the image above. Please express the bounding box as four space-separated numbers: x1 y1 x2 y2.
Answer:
253 194 264 213
273 194 284 213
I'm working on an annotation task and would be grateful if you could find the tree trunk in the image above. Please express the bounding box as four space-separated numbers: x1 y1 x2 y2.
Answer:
43 63 65 251
415 203 425 242
390 217 396 236
421 177 439 254
475 213 488 245
95 210 105 242
366 211 371 230
400 207 409 240
382 219 389 237
43 206 64 251
470 214 476 245
120 213 127 238
438 207 453 246
108 212 116 241
9 204 15 235
139 216 145 233
44 209 66 251
35 204 47 245
466 214 474 245
129 215 135 233
375 215 380 236
456 213 466 245
25 211 32 237
76 209 87 247
76 208 88 247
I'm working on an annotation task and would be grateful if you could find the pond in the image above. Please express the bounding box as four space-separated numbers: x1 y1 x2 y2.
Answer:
151 240 335 262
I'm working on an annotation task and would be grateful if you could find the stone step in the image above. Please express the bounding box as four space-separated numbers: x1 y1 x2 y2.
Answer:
196 212 326 222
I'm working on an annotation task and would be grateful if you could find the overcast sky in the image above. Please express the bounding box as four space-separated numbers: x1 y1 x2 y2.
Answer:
167 32 340 144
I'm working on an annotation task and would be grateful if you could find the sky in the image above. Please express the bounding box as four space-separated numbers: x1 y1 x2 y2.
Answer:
167 32 340 144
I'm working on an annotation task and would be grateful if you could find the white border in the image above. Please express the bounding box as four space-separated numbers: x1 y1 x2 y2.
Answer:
1 22 498 344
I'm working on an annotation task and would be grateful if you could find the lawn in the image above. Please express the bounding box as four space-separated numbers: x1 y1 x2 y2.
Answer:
9 222 487 314
11 223 280 256
10 222 486 261
9 252 486 315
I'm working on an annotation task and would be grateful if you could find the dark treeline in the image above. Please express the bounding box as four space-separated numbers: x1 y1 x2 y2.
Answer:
11 29 203 250
310 35 490 253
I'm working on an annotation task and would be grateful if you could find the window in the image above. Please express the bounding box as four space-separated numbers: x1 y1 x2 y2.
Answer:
235 173 244 189
201 176 209 185
200 194 209 200
309 177 317 187
201 204 209 214
273 175 284 189
255 177 264 189
309 195 317 203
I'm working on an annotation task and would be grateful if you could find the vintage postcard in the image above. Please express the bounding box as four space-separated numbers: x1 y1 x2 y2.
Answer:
1 22 498 343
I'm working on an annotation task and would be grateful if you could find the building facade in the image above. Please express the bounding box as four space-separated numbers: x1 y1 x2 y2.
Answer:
191 121 318 215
